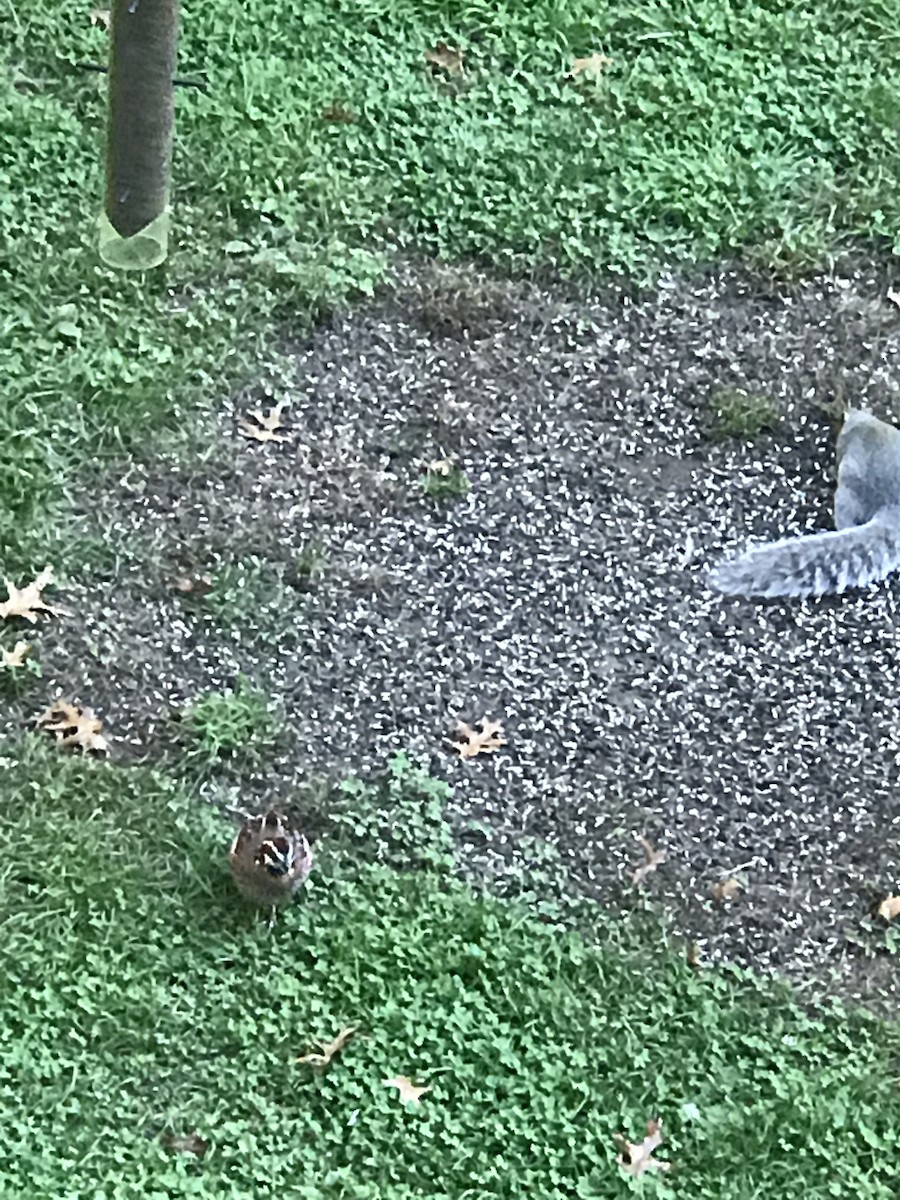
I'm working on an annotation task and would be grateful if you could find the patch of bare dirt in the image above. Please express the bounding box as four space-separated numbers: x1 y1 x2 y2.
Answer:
10 257 900 1010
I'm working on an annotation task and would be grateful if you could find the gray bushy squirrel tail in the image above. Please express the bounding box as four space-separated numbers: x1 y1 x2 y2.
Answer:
709 515 900 598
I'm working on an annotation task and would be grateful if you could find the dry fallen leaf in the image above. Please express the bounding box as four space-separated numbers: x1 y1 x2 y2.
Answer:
161 1131 209 1158
424 43 465 74
1 641 32 668
240 401 290 443
0 567 68 624
89 7 111 28
322 104 356 123
614 1119 672 1177
448 717 506 759
878 895 900 921
426 457 455 475
296 1026 358 1068
685 941 703 969
631 836 667 886
167 573 214 596
712 877 741 903
567 53 613 79
383 1076 430 1106
35 702 109 754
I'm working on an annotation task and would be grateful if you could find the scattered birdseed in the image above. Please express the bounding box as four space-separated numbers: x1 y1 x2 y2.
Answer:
13 259 900 1009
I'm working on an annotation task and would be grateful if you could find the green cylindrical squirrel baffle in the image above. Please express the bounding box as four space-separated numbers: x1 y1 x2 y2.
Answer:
100 0 180 270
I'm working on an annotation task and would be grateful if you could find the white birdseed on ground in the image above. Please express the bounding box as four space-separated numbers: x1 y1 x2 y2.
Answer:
13 259 900 1009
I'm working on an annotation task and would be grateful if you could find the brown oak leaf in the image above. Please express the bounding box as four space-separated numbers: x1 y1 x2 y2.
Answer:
240 401 290 443
296 1026 358 1068
878 895 900 921
449 717 506 759
426 457 455 475
0 567 68 624
567 53 613 79
167 573 214 596
383 1076 430 1106
35 702 109 754
712 877 741 903
161 1131 209 1158
614 1119 671 1177
425 43 465 74
1 641 32 668
631 836 667 886
322 104 356 123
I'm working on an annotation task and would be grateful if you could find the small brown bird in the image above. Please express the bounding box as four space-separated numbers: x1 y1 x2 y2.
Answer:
229 809 313 928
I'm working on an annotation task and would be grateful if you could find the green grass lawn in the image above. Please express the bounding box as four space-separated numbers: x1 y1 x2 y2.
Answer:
3 743 900 1198
3 2 900 1194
